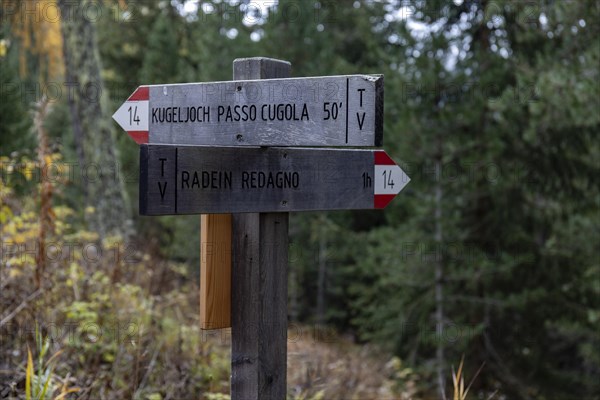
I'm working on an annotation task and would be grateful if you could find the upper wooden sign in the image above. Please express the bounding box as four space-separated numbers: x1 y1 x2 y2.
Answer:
113 75 383 147
139 145 410 215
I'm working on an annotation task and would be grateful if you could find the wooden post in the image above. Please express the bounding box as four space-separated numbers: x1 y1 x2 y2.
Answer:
200 214 231 329
231 58 290 400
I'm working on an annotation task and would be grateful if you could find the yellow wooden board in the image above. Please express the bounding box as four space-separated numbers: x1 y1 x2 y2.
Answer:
200 214 232 329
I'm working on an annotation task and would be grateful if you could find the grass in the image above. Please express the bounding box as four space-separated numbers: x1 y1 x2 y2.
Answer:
24 325 79 400
287 327 419 399
450 355 497 400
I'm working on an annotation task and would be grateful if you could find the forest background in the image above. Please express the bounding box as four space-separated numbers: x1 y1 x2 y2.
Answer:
0 0 598 399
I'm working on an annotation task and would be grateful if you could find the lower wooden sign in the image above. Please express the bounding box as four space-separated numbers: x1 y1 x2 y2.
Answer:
139 145 410 215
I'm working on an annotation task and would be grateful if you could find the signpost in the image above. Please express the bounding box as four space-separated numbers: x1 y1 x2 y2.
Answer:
112 75 383 147
139 145 410 215
230 58 291 400
113 57 411 400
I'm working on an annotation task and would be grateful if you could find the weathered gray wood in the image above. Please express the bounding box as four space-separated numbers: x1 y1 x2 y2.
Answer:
138 145 410 214
231 212 288 399
115 74 383 147
233 57 291 81
231 57 289 400
231 212 260 397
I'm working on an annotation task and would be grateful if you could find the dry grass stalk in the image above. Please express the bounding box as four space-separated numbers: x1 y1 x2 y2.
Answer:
33 96 54 289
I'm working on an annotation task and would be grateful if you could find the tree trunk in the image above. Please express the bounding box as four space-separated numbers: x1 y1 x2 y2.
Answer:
434 135 446 399
58 0 131 239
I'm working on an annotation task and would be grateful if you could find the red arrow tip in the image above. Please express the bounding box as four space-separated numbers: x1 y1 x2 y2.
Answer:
128 131 149 144
128 86 149 101
374 194 396 209
374 151 396 165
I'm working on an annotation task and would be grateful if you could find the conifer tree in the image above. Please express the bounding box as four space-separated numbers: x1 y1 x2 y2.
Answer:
58 0 131 238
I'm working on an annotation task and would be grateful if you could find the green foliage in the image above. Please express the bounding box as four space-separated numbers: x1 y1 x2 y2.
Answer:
0 35 33 153
1 151 233 398
341 1 600 398
140 13 180 84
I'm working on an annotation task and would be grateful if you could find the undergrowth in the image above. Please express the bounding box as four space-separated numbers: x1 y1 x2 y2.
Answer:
1 153 420 399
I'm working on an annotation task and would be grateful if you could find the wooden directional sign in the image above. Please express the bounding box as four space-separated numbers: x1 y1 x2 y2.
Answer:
139 145 409 215
113 75 383 146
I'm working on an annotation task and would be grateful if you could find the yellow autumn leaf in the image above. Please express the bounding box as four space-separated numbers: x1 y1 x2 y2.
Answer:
54 206 73 218
10 269 23 278
26 347 33 400
0 205 13 224
13 233 26 244
0 39 7 58
2 222 17 235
